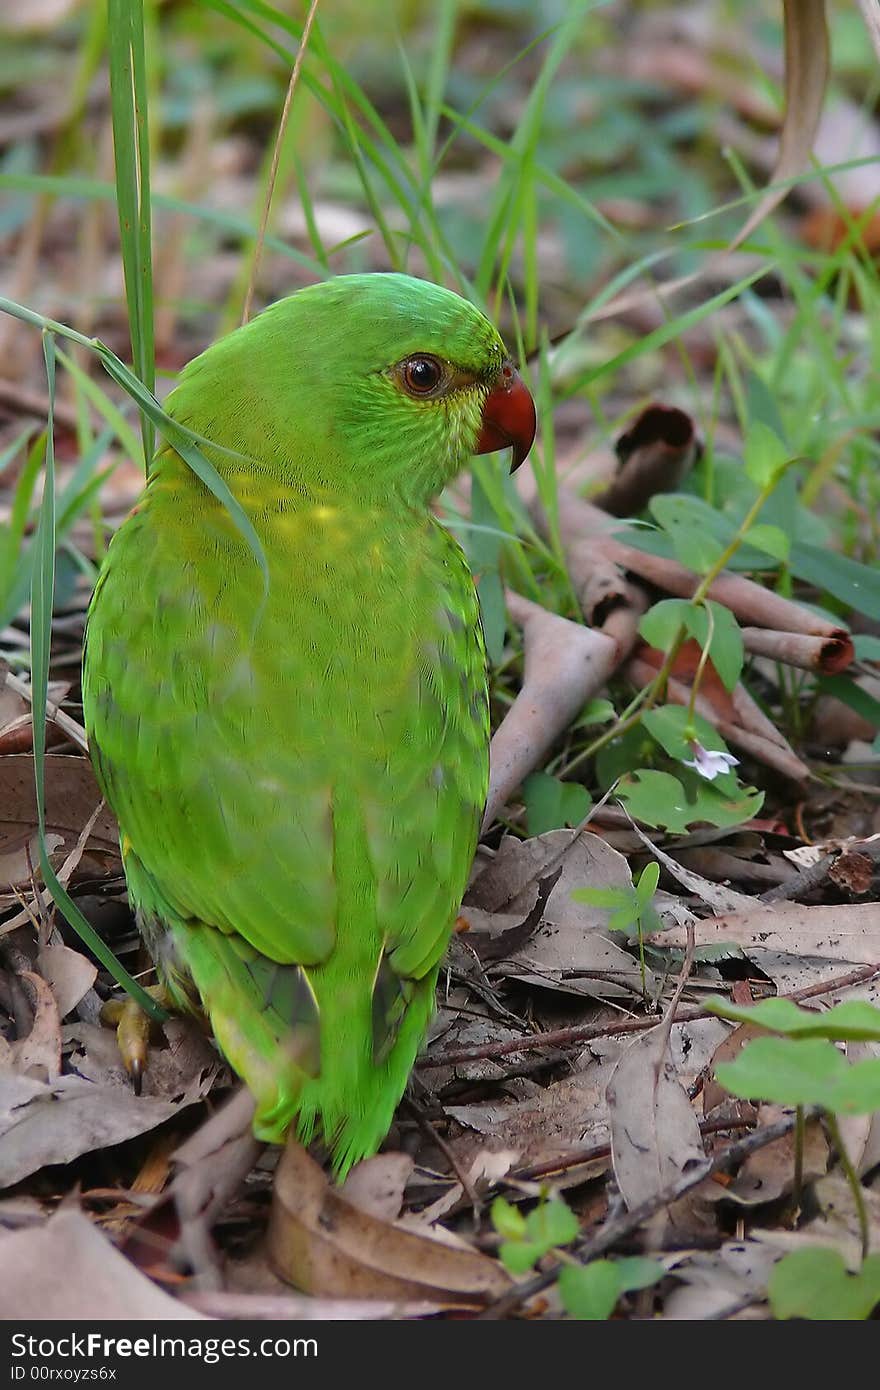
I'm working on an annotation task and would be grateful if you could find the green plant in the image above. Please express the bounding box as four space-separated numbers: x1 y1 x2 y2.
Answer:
491 1193 663 1320
705 993 880 1316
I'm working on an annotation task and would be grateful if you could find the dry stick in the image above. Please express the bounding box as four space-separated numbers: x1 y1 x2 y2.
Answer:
240 0 320 326
741 626 853 675
545 491 852 650
421 962 880 1069
147 1087 261 1290
402 1097 480 1219
480 1110 802 1319
730 680 793 752
482 592 628 830
5 669 89 752
760 836 880 904
517 1113 757 1183
593 530 853 650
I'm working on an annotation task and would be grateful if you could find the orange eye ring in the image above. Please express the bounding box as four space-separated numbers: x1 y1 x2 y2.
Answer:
401 355 444 396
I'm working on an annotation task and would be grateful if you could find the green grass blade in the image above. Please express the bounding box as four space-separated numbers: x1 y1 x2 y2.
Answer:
30 332 165 1021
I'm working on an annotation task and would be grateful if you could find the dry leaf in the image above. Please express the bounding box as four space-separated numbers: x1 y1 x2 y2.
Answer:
37 943 97 1017
341 1153 413 1222
651 902 880 967
0 1207 203 1320
0 1068 210 1188
466 830 652 999
7 971 61 1081
607 1027 707 1228
268 1139 509 1303
718 1105 829 1207
662 1239 778 1320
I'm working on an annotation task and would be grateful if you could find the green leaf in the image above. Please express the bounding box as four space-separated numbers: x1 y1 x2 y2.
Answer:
769 1248 880 1321
638 598 692 652
790 543 880 622
697 601 745 692
635 860 660 910
745 522 790 563
572 884 632 909
615 770 696 834
638 599 743 691
649 494 725 574
558 1261 623 1320
107 0 155 468
524 1198 579 1250
574 698 616 728
616 768 762 833
641 706 729 763
716 1036 880 1113
704 996 880 1041
499 1241 544 1276
523 772 592 836
29 335 165 1023
853 635 880 662
558 1257 663 1321
743 420 790 489
491 1196 527 1242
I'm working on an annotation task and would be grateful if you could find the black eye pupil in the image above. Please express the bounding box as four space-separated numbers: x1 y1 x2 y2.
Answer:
406 357 440 392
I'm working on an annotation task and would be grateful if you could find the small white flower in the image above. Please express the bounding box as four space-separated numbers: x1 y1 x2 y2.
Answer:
682 741 740 782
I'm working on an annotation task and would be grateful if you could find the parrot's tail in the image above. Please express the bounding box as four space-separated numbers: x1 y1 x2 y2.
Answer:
125 848 441 1178
178 922 438 1178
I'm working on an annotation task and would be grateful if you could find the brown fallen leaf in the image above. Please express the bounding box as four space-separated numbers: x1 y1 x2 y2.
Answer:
446 1069 613 1174
0 1207 203 1320
36 942 97 1018
6 970 61 1080
651 902 880 967
661 1238 779 1320
0 1066 212 1189
0 755 120 911
708 1104 829 1208
341 1152 413 1223
465 830 652 1000
268 1139 510 1303
607 1025 709 1232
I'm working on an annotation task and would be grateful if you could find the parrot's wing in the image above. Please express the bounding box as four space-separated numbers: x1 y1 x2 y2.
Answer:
84 531 338 968
85 510 487 1031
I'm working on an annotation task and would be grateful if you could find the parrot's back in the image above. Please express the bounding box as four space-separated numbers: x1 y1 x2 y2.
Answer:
83 449 489 1172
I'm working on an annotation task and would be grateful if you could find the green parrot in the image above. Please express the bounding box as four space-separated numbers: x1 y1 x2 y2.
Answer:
81 273 535 1175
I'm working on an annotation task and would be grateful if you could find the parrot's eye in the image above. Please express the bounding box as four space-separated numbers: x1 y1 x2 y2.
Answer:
401 355 444 396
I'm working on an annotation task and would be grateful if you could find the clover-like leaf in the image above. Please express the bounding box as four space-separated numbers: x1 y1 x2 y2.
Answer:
769 1248 880 1321
704 996 880 1042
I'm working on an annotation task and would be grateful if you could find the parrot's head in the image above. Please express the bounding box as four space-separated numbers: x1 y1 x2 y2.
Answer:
167 273 536 505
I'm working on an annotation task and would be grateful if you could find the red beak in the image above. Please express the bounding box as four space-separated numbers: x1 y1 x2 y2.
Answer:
475 362 536 471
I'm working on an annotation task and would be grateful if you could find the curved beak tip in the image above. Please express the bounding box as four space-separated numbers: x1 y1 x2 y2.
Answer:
475 366 536 472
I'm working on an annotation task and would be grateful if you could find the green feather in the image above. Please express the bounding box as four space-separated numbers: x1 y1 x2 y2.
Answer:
82 274 503 1174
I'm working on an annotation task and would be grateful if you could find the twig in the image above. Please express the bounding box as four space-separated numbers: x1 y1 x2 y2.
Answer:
514 1113 756 1183
422 963 880 1068
5 669 89 752
402 1097 480 1222
760 838 880 903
